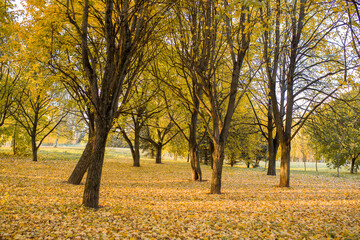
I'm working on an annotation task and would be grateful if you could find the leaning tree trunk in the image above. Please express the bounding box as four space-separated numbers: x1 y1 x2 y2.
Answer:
155 144 162 164
279 140 291 187
67 135 95 184
210 143 225 194
83 124 109 209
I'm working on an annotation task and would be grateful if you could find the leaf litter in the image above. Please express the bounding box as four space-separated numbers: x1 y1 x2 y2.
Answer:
0 157 359 239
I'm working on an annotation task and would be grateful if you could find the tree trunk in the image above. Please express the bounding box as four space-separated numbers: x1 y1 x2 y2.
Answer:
210 140 214 169
31 135 38 162
133 128 141 167
67 135 95 184
267 136 279 176
279 141 291 187
190 145 202 181
350 157 356 174
155 145 162 164
82 125 109 209
210 143 224 194
189 107 202 181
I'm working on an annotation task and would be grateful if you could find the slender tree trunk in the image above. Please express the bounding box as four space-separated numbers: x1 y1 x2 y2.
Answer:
316 158 318 172
210 143 224 194
189 103 202 180
83 125 109 209
155 145 162 164
210 140 214 170
31 135 38 162
267 98 278 176
67 135 95 184
279 141 291 187
267 137 279 175
133 128 141 167
133 140 140 167
350 157 356 174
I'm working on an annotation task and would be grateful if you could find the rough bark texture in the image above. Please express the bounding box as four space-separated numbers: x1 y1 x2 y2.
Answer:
155 145 162 164
279 141 291 187
82 125 109 208
67 135 95 184
210 144 224 194
31 135 38 162
133 131 140 167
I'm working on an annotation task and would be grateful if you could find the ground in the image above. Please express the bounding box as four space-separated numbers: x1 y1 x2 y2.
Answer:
0 147 359 239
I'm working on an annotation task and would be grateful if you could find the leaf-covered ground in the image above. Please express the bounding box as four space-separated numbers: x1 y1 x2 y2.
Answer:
0 154 359 239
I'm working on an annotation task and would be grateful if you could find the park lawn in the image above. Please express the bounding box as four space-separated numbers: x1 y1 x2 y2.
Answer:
0 150 359 239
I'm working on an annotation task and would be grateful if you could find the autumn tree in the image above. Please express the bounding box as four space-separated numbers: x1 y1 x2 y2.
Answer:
306 91 360 175
11 77 68 162
154 0 222 181
267 0 348 187
64 0 168 208
115 76 160 167
139 93 179 164
0 0 22 128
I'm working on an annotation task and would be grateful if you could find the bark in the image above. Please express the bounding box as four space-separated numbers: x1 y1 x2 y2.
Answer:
279 141 291 187
155 144 162 164
82 125 109 209
267 137 279 175
267 97 279 175
350 157 356 174
133 131 140 167
31 135 38 162
210 143 224 194
121 125 141 167
190 145 201 180
189 96 202 181
67 135 95 184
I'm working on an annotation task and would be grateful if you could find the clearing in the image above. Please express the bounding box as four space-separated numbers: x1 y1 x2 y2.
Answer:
0 148 359 239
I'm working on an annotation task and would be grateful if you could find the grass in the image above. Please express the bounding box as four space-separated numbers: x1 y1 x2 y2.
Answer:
0 147 360 239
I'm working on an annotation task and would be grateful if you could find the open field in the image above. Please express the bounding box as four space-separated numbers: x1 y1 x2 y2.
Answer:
0 147 360 239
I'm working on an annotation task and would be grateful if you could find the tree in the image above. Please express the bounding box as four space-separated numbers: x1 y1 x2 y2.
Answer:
268 0 347 187
139 97 179 164
306 91 360 175
155 0 222 181
205 0 259 194
11 78 67 162
65 0 167 208
0 0 22 128
115 76 160 167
